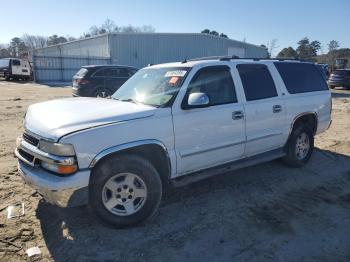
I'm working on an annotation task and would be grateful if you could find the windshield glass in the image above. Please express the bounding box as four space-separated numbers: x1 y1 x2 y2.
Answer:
112 67 190 107
0 59 9 67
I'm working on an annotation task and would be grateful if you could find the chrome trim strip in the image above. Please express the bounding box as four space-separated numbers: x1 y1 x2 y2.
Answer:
16 138 75 166
180 140 245 158
89 139 170 169
246 132 283 143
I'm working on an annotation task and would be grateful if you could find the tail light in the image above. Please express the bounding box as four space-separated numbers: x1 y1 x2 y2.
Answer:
75 79 89 85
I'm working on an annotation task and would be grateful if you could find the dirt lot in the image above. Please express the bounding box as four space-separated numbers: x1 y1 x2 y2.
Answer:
0 80 349 262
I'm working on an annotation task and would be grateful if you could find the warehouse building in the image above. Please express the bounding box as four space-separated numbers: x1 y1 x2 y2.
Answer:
32 33 268 83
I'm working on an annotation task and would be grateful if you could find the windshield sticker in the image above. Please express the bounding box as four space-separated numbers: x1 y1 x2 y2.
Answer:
165 70 187 77
168 76 180 85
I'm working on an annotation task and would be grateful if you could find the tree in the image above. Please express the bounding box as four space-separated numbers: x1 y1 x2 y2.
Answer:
296 37 321 60
310 40 321 55
101 18 116 33
0 44 10 58
140 25 155 33
328 40 339 52
47 35 67 46
8 37 28 57
277 47 298 58
266 39 279 58
200 29 228 38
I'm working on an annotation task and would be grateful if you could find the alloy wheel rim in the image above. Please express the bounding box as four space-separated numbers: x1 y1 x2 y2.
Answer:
295 132 310 160
102 173 147 216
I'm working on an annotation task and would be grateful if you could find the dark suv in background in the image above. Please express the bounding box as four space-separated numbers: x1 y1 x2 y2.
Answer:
328 69 350 89
72 65 138 97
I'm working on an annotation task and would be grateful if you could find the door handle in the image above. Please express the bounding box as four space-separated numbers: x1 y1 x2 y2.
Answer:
273 105 282 113
232 111 244 120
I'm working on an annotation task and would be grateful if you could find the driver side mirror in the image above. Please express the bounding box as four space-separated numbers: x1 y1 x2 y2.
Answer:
186 92 210 109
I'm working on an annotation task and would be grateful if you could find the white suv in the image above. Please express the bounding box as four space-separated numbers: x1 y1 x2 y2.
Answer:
15 57 332 227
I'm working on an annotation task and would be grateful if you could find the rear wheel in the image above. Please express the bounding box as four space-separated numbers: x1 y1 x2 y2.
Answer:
95 88 112 98
89 155 162 228
282 125 314 167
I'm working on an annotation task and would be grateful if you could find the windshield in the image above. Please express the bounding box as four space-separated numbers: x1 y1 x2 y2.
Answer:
0 59 9 68
112 67 190 107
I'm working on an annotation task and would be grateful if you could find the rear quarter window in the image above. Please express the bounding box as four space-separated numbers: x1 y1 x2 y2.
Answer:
75 68 88 77
274 62 328 94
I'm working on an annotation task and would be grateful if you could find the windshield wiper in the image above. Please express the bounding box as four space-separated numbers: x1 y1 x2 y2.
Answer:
120 98 137 103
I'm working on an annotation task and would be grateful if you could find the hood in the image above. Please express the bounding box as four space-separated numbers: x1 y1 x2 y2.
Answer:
25 97 156 141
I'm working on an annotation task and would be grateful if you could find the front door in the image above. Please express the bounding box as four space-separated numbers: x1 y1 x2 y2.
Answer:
172 66 246 175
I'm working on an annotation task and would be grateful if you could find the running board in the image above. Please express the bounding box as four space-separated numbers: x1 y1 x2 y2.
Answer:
171 148 285 187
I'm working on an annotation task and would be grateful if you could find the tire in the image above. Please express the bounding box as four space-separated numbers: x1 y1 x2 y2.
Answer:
95 88 112 98
89 154 162 228
282 124 314 167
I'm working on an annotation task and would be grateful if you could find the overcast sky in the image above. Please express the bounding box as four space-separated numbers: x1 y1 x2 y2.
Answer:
1 0 349 54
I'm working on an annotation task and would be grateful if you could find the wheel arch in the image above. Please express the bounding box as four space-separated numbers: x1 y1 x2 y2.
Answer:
89 140 172 187
290 112 318 135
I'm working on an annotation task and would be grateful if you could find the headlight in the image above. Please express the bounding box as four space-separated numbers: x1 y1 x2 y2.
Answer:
39 140 76 156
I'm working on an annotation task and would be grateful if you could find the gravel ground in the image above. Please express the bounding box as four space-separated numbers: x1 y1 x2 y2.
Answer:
0 80 349 262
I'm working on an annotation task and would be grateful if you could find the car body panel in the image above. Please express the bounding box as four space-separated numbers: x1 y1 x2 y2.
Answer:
24 97 156 141
16 58 332 207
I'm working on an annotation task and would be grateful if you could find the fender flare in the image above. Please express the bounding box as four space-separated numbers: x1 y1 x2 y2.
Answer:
88 139 171 170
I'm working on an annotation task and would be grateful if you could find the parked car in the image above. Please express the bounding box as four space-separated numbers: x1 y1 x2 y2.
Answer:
327 69 350 89
315 63 329 80
0 58 32 81
72 65 138 97
15 57 331 228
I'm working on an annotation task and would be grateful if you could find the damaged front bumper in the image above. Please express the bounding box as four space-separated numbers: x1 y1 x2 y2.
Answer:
17 161 90 207
15 134 90 207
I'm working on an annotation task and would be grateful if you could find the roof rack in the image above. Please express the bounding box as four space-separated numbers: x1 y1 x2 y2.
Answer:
181 56 305 63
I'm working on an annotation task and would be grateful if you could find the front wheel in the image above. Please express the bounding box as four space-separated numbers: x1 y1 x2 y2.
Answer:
282 125 314 167
89 155 162 228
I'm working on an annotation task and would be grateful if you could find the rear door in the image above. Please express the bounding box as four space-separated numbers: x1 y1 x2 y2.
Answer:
11 59 21 75
20 60 30 76
172 65 246 175
236 63 286 157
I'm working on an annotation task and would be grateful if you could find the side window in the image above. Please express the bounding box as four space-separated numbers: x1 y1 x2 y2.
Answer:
237 64 277 101
274 62 328 94
118 68 130 78
12 60 20 66
105 69 117 77
94 69 105 77
128 69 138 77
186 66 237 106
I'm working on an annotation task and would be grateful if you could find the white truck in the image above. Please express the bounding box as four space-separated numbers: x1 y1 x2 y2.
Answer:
0 58 32 81
15 57 332 227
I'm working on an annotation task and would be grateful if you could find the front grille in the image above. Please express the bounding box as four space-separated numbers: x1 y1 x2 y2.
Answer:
18 149 34 163
23 132 39 146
